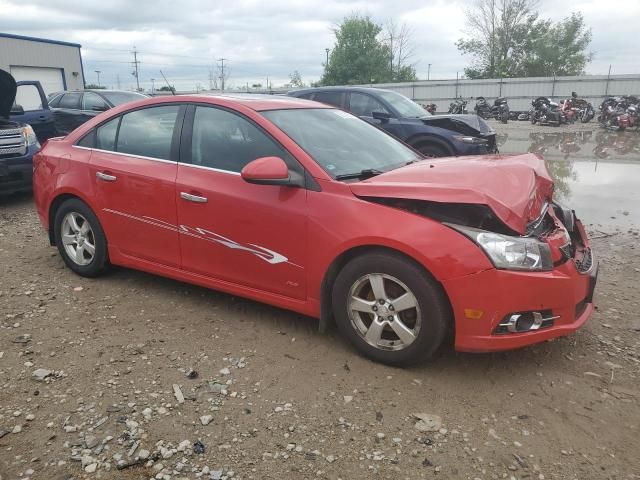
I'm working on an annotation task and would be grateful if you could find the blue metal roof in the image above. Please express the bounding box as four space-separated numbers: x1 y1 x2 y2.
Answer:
0 32 81 48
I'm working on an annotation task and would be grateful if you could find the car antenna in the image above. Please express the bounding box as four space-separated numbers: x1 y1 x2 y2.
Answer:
159 70 175 95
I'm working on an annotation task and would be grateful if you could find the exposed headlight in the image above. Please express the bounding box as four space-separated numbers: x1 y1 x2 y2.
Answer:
22 125 39 147
452 135 488 145
447 224 553 271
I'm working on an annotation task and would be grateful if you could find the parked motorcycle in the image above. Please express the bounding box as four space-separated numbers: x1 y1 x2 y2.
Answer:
474 96 509 123
423 102 437 114
474 97 491 119
493 97 509 123
598 97 631 131
578 100 595 123
448 98 468 114
530 97 564 126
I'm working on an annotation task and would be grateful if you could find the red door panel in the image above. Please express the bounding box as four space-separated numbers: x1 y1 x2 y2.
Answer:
176 164 307 299
89 150 180 267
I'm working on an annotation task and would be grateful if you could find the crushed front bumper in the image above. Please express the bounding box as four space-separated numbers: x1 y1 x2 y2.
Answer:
444 214 597 353
445 259 597 352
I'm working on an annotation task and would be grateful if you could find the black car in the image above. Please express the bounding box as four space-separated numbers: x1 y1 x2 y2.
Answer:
288 87 496 157
48 90 147 135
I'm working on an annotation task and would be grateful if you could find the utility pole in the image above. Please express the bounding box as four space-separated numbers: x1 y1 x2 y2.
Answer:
116 74 121 89
427 64 431 81
131 46 141 92
94 70 101 87
150 78 155 94
325 48 330 66
218 58 227 91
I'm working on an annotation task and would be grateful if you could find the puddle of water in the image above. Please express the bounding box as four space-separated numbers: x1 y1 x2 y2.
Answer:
499 128 640 230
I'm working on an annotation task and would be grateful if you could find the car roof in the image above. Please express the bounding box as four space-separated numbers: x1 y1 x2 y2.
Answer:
290 86 393 95
50 89 147 95
161 93 331 112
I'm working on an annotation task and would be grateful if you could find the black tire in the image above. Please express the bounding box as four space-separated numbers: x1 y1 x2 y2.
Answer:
53 198 109 277
332 251 450 366
416 142 448 158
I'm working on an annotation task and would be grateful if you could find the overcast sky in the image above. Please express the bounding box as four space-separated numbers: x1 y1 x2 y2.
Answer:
1 0 638 91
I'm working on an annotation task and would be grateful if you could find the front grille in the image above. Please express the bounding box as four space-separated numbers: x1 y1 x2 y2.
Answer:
575 248 593 274
0 128 27 157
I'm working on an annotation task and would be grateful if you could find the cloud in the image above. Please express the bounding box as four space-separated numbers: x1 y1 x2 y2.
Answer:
0 0 636 91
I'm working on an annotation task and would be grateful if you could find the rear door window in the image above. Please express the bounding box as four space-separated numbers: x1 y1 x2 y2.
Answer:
58 93 82 110
116 106 180 160
311 91 344 108
82 92 109 112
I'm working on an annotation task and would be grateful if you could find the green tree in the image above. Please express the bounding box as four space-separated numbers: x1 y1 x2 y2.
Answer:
289 70 305 87
158 85 176 93
457 0 592 78
85 83 106 90
321 15 392 85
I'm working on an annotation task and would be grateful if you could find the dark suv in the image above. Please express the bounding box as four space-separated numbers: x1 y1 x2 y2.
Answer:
48 90 147 135
288 87 496 157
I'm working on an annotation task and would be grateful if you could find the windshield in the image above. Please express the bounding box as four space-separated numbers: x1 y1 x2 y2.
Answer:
101 91 147 106
262 108 420 179
376 90 430 118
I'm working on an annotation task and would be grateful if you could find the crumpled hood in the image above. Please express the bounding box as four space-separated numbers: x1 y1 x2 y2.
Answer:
422 114 494 135
0 68 17 119
349 153 554 235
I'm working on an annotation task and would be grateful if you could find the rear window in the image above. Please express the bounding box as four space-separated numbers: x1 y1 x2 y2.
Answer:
101 92 147 106
59 93 81 109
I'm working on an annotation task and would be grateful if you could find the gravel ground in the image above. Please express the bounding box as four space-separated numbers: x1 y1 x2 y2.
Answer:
1 121 639 480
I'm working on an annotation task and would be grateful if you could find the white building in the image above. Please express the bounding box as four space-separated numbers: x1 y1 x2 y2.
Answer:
0 32 85 97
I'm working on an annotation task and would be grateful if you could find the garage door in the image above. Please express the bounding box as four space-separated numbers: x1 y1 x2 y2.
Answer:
10 66 65 97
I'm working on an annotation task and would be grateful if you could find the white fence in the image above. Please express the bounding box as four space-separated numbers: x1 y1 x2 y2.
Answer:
355 74 640 112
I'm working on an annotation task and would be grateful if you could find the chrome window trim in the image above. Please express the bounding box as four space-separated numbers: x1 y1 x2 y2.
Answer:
71 145 241 175
179 162 241 176
71 145 177 165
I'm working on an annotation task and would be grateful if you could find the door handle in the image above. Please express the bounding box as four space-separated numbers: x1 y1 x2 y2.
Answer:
96 171 117 182
180 192 208 203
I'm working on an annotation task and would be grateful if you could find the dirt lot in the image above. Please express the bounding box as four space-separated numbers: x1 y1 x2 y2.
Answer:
1 121 640 480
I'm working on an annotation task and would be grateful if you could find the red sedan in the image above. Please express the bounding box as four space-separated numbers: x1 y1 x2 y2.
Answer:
33 95 597 365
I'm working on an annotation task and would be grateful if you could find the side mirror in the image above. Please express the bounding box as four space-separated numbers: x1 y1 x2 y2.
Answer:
92 105 109 112
241 156 291 186
10 104 24 115
372 110 392 122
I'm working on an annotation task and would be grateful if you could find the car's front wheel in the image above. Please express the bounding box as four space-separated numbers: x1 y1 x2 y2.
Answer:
53 198 109 277
416 143 448 158
332 251 450 366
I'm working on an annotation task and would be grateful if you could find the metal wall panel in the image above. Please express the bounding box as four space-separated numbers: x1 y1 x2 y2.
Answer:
357 74 640 112
0 36 84 91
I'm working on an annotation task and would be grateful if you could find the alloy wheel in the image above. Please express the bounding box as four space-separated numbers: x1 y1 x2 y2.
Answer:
347 273 421 351
60 212 96 266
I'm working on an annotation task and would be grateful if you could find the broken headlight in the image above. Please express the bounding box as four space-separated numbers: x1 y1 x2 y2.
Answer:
22 125 39 147
447 224 553 271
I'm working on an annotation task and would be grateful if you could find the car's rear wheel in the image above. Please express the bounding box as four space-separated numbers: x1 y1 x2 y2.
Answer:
332 251 449 366
416 143 448 158
53 198 109 277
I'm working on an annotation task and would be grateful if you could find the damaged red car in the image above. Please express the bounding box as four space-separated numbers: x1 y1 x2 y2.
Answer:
33 95 597 365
